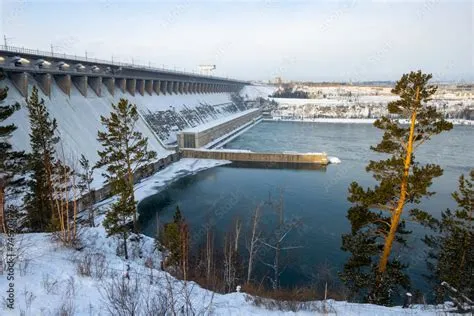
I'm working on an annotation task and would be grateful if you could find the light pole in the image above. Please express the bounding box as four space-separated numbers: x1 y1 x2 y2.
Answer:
4 35 13 48
50 44 57 55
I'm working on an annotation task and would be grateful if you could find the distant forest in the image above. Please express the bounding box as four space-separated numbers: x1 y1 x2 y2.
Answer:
270 87 309 99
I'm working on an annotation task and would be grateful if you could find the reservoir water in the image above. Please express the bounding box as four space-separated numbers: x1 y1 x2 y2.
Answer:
138 121 473 294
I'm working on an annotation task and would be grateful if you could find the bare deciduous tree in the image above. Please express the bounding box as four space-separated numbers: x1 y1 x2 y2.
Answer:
261 193 303 290
205 225 214 283
246 203 263 284
223 232 237 292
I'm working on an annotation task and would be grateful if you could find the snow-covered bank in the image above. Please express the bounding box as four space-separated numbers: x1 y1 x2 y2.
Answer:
266 117 474 125
0 158 460 315
1 224 456 315
134 158 231 202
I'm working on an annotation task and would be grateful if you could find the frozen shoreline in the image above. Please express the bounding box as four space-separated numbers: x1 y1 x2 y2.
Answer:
134 158 231 202
265 117 474 125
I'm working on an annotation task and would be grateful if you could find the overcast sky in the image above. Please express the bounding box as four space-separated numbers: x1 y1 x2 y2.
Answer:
1 0 473 82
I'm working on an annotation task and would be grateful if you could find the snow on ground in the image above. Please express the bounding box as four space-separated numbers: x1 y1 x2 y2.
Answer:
0 158 458 315
241 84 276 100
267 117 474 125
1 217 454 315
269 118 377 124
133 158 231 202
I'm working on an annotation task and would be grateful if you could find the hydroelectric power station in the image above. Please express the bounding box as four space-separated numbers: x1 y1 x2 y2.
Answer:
1 45 328 208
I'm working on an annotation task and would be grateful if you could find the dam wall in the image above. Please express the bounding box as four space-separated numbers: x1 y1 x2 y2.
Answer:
1 77 264 187
178 108 261 148
181 149 329 165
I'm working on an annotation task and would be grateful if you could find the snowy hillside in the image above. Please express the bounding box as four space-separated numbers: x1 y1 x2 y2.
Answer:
267 84 474 121
269 95 474 121
0 158 456 316
240 84 277 100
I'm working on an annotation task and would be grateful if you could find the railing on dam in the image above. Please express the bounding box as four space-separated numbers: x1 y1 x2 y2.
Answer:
0 44 234 81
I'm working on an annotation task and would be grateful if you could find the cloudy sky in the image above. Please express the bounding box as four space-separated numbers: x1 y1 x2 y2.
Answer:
1 0 473 82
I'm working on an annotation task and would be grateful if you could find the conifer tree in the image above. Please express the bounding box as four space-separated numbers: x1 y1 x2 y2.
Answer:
0 72 26 233
424 171 473 302
162 206 185 267
96 98 157 234
24 86 59 231
340 71 453 305
103 177 135 259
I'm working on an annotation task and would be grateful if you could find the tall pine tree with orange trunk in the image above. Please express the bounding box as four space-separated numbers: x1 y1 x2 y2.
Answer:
340 71 453 306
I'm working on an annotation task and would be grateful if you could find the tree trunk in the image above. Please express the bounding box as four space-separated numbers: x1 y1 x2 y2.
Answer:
127 167 137 233
88 183 94 227
234 218 241 252
378 87 419 273
206 227 213 282
123 231 129 260
247 205 260 284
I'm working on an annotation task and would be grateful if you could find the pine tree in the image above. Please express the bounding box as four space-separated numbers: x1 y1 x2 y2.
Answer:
78 154 95 227
96 98 157 233
0 71 26 233
162 206 186 268
103 177 135 259
173 205 183 224
340 71 453 305
24 86 59 231
424 171 473 302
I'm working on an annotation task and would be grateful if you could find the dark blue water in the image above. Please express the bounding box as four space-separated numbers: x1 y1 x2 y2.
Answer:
138 121 473 292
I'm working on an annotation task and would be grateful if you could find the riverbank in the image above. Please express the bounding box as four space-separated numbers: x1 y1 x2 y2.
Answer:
2 221 455 315
133 158 232 203
266 117 474 125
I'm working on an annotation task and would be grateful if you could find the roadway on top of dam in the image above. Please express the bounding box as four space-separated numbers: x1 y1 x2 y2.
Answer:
0 45 248 85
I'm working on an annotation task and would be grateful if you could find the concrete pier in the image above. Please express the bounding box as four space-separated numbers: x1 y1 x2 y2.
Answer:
136 79 145 96
88 76 102 96
72 76 88 97
126 78 136 96
33 73 52 97
103 77 114 96
161 80 168 95
55 74 71 96
181 149 329 165
145 79 153 95
116 78 126 93
8 72 28 97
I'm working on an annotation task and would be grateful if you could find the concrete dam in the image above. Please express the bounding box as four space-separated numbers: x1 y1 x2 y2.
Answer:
1 46 274 179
